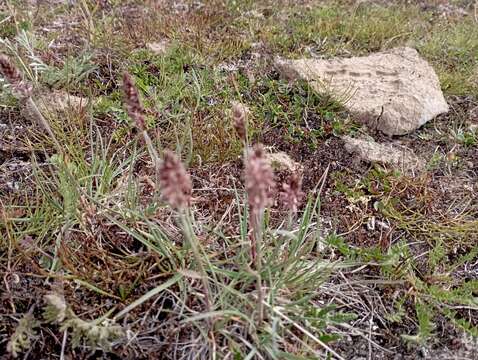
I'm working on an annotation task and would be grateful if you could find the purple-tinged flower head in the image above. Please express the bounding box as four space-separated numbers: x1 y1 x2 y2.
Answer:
232 101 248 141
281 173 304 214
0 55 32 97
122 72 146 131
159 150 192 209
245 144 275 213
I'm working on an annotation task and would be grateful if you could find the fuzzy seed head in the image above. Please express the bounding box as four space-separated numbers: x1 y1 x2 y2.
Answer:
232 101 247 141
0 55 31 97
44 293 67 323
281 173 304 214
245 144 275 212
159 150 192 209
122 72 146 131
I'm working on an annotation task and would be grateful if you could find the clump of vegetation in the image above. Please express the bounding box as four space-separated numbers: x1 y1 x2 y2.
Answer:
44 293 123 350
1 0 477 358
6 312 38 358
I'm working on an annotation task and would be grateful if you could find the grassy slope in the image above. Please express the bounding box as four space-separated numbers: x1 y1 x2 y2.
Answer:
0 0 477 358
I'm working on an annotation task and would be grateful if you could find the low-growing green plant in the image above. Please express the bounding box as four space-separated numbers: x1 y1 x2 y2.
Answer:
402 301 436 345
2 0 478 358
326 233 478 347
42 54 97 90
43 293 123 351
6 312 39 358
1 67 358 358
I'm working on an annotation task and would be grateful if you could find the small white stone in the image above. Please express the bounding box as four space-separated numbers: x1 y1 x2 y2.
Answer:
264 150 302 173
147 40 171 55
342 135 425 173
22 91 88 123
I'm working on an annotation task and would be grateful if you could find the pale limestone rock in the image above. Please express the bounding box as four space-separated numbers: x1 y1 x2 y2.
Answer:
275 47 449 135
265 151 302 173
22 91 87 122
342 135 425 173
147 40 171 55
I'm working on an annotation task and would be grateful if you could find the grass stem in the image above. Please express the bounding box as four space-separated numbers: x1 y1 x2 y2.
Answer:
180 210 214 325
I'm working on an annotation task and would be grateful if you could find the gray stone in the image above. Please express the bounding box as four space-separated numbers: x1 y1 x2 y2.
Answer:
22 91 88 122
147 40 171 55
275 47 449 135
265 150 302 173
342 135 425 173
